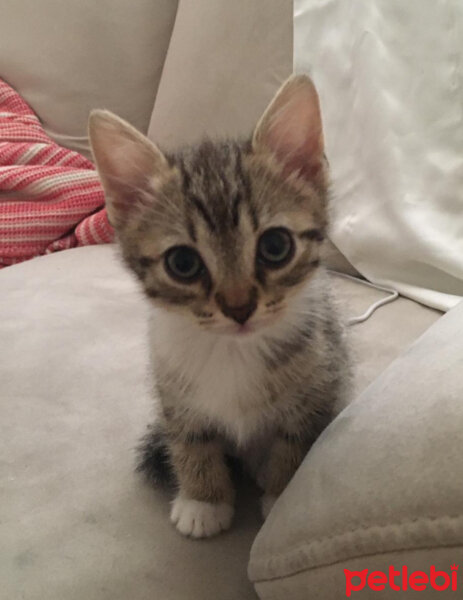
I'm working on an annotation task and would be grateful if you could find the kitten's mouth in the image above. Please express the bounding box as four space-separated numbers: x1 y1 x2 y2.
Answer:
199 306 286 337
235 323 255 336
207 322 257 336
214 313 283 337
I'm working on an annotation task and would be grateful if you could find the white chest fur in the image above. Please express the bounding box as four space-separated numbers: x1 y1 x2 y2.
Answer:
149 311 272 444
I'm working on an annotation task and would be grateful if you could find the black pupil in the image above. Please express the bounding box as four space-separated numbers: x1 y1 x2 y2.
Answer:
260 229 291 262
168 247 200 279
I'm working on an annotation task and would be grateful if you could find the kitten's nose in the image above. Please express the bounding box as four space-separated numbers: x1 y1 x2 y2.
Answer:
215 287 258 325
224 302 257 325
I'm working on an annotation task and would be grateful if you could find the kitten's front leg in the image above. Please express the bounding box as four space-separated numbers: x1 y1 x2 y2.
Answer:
258 433 309 519
169 434 235 538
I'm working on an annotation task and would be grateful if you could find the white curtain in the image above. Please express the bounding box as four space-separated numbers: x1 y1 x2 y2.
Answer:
295 0 463 311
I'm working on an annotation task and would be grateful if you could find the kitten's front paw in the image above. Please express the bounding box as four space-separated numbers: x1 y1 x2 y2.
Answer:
261 494 278 520
170 496 234 538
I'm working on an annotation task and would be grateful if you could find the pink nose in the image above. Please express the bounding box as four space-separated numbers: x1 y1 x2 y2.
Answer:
215 287 258 325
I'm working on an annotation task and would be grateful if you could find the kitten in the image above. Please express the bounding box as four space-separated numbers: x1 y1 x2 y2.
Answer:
89 75 350 538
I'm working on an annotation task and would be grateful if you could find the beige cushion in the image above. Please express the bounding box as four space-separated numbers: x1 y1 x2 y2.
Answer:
0 245 440 599
0 246 261 600
321 240 360 278
0 0 178 157
1 0 293 160
329 273 440 400
249 300 463 599
253 549 461 600
148 0 293 148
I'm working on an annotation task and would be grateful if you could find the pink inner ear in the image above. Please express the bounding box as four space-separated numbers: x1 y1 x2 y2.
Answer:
98 132 151 185
255 77 324 182
90 110 170 228
267 99 323 181
100 142 154 220
94 133 162 222
269 128 323 180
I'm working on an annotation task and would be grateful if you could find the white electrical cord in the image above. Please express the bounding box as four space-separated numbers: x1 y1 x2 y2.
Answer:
329 270 399 326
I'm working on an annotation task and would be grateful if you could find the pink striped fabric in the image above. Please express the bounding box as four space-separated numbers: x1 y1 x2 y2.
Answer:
0 78 114 268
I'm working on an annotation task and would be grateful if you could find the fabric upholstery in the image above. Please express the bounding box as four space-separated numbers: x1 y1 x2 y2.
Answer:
147 0 293 149
0 0 293 161
0 0 178 157
0 246 260 600
249 300 463 599
0 245 440 600
253 549 461 600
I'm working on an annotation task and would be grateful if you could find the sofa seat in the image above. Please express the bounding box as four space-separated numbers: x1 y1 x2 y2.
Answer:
0 245 440 600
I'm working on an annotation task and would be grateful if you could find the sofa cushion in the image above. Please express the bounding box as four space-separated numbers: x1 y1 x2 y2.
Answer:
147 0 292 149
0 0 178 157
0 245 440 599
249 299 463 599
0 246 261 600
329 273 440 400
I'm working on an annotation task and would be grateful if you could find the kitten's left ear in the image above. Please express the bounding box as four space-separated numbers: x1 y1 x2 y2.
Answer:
252 74 324 182
88 110 170 228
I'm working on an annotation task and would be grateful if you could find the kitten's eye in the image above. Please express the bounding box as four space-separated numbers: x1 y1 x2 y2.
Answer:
165 246 203 282
257 228 294 268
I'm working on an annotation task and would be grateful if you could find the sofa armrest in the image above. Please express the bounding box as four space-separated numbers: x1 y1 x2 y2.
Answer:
249 301 463 598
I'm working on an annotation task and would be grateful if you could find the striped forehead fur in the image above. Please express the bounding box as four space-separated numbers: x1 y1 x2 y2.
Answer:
171 139 255 236
165 138 327 236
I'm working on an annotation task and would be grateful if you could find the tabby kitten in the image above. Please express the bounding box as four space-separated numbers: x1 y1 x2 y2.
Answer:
89 75 350 538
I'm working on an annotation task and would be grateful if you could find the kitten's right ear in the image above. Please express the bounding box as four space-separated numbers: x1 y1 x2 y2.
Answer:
88 110 169 228
252 74 324 183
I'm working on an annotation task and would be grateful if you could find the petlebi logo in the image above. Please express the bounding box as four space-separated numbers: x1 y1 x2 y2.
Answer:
344 565 459 596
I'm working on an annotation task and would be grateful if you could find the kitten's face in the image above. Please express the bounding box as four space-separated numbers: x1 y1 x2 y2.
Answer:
89 75 327 337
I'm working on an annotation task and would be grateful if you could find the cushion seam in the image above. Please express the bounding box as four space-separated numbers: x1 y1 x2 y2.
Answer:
252 541 463 584
249 514 463 582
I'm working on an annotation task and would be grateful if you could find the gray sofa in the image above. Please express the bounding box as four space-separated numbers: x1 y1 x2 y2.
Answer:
2 2 462 599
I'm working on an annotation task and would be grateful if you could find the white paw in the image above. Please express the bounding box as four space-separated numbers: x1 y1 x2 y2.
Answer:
261 494 278 520
170 496 234 538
